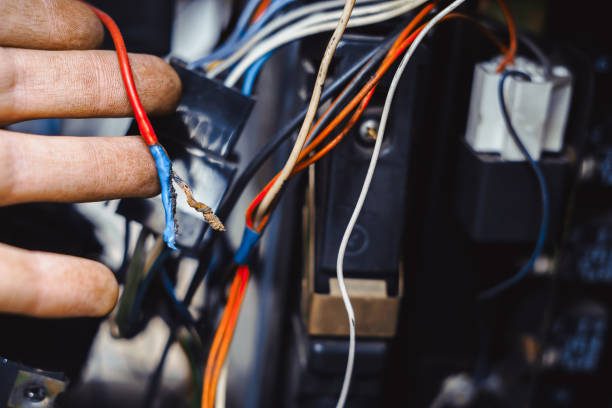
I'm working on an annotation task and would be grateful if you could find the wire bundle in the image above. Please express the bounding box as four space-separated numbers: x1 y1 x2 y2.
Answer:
202 0 523 405
194 0 431 88
201 265 250 408
244 1 436 233
93 0 534 405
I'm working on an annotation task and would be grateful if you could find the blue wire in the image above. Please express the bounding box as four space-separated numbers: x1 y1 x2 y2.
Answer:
241 0 297 44
149 145 177 250
477 70 550 301
188 0 296 69
160 268 195 325
242 52 273 96
188 0 272 68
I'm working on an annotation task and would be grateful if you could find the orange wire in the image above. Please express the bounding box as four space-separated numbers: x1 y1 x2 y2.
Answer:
494 0 517 72
245 7 435 231
387 2 437 58
201 271 243 408
293 88 375 173
246 26 428 232
206 266 250 408
248 6 513 232
251 0 272 23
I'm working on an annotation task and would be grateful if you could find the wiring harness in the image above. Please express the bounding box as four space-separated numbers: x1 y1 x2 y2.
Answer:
90 0 538 406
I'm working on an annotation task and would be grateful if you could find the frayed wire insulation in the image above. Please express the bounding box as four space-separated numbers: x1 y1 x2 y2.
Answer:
172 174 226 232
150 145 178 250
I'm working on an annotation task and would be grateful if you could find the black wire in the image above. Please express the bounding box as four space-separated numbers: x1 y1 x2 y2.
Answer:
142 332 175 408
117 217 131 280
144 22 410 408
182 27 403 307
477 70 550 300
215 28 403 222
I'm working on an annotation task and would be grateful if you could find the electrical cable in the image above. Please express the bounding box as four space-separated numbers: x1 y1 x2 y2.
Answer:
202 266 250 408
190 0 300 70
180 28 405 318
479 17 552 77
253 0 360 226
142 332 175 408
242 52 273 96
160 267 196 326
245 9 435 232
88 4 184 250
202 269 243 407
477 70 549 300
208 0 423 78
188 0 267 67
333 1 468 405
205 0 338 77
215 362 229 408
494 0 516 72
292 1 437 173
223 0 428 86
252 0 272 22
213 31 398 225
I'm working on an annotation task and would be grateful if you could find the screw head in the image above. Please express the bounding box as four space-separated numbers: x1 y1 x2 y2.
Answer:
23 384 47 402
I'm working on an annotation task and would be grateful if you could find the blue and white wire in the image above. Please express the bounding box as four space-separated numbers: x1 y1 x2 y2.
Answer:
191 0 297 69
187 0 264 68
210 0 424 80
228 0 298 57
223 0 428 86
242 52 273 96
477 70 549 301
207 0 401 78
334 1 468 406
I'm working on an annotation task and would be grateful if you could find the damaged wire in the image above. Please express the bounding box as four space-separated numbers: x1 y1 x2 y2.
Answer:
172 173 226 232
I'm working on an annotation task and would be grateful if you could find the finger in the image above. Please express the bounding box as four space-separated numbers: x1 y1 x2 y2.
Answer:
0 0 103 50
0 243 118 317
0 130 160 206
0 48 181 125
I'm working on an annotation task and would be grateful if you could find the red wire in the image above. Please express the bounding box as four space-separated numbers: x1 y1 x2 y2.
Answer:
246 25 426 231
87 5 159 146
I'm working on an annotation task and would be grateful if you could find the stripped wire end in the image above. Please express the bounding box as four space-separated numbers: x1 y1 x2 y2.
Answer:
172 174 226 232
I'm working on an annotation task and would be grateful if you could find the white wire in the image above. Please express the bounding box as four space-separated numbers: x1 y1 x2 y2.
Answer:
214 362 228 408
208 0 420 78
224 0 427 86
334 0 467 407
252 0 357 226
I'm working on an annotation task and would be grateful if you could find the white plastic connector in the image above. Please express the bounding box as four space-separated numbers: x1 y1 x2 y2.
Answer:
465 56 572 161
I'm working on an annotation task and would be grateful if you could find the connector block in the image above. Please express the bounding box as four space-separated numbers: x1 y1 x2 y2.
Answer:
465 56 572 161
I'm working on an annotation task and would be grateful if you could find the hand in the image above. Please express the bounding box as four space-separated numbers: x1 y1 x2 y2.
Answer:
0 0 181 317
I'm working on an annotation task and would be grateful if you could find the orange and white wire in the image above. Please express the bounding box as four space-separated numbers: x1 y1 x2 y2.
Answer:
201 266 250 408
252 0 357 227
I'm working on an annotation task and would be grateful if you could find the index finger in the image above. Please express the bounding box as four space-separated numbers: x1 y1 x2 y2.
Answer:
0 0 104 50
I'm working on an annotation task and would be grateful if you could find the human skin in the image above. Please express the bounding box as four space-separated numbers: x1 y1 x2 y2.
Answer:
0 0 182 317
